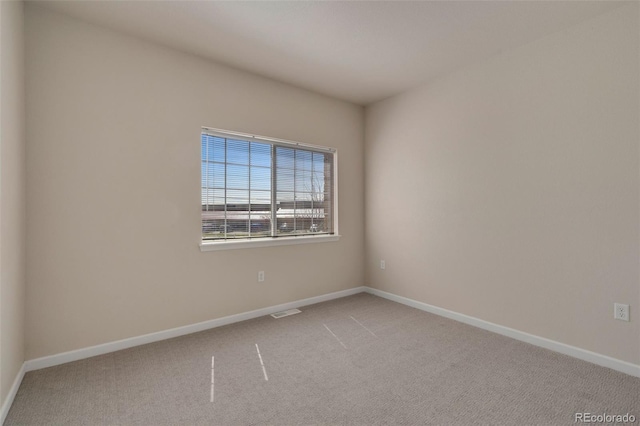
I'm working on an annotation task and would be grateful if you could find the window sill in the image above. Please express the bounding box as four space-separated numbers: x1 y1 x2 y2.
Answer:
199 234 341 252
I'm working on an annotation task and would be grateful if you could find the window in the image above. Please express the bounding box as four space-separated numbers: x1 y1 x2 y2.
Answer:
200 128 337 249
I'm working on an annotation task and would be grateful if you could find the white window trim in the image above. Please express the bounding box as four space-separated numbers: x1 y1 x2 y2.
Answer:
200 234 341 252
200 127 340 251
202 127 336 154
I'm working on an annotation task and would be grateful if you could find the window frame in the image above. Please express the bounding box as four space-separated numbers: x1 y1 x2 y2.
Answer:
199 127 340 251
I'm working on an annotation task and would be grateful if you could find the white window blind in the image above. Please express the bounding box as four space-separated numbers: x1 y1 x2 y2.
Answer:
201 128 335 242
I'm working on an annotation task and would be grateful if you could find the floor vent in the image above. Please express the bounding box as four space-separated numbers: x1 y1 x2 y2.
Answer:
270 308 301 319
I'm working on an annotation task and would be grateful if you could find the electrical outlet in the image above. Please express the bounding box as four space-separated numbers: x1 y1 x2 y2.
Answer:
380 260 385 270
258 271 265 282
614 303 629 322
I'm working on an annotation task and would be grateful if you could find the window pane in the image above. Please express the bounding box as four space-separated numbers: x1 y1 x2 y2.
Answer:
201 163 207 188
275 147 295 169
201 188 208 206
312 152 325 171
210 188 225 202
227 139 249 165
202 162 225 188
276 218 292 234
202 130 334 241
227 164 249 190
276 168 295 192
250 142 271 167
276 191 295 203
250 166 271 191
295 150 312 171
295 170 313 192
294 192 313 202
227 189 248 204
233 220 249 234
202 135 225 163
201 188 226 207
250 214 270 236
250 190 271 205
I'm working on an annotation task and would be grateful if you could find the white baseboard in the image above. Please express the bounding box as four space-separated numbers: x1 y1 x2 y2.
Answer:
25 286 366 372
365 287 640 378
1 362 26 425
19 284 639 382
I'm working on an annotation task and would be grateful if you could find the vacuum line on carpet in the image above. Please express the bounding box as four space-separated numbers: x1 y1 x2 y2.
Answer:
323 324 347 349
350 315 377 337
255 344 269 381
210 356 215 403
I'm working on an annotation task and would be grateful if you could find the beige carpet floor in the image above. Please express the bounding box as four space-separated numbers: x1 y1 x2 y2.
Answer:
5 293 640 425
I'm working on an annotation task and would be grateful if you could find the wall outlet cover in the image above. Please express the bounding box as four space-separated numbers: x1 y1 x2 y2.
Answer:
614 303 629 322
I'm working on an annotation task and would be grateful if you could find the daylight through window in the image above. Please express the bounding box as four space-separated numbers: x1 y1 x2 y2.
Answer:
201 128 336 242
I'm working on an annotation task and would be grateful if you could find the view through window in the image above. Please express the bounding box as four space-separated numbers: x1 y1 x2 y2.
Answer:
201 129 335 241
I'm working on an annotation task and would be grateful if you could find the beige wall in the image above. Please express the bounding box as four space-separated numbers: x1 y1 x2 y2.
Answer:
1 0 26 407
365 5 639 364
24 5 364 359
19 1 638 369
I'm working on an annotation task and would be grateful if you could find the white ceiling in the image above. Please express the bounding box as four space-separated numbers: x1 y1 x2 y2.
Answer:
33 1 624 105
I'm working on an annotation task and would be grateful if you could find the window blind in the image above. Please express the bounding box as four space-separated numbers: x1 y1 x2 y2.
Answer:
201 129 335 241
